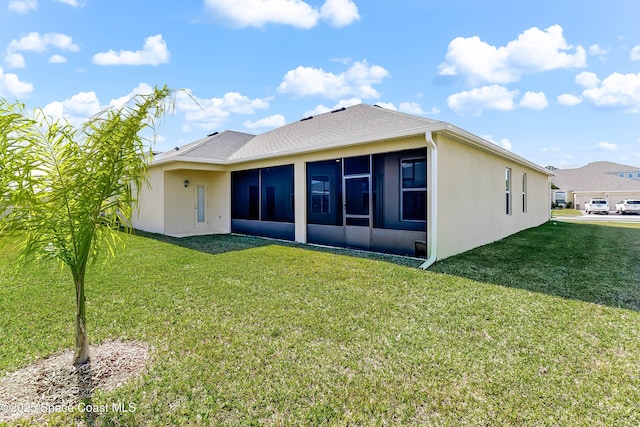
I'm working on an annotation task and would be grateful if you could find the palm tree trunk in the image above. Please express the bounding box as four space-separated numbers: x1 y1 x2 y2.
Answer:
73 265 90 365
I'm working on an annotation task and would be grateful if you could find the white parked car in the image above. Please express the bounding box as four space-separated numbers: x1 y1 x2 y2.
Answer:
584 199 609 215
615 199 640 215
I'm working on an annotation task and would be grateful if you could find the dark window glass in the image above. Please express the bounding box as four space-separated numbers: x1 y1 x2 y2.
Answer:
402 159 426 188
402 191 426 221
345 177 369 216
307 160 342 226
261 165 294 222
505 168 512 215
344 155 370 175
401 158 426 222
346 217 369 226
231 169 259 220
248 186 259 219
311 176 330 213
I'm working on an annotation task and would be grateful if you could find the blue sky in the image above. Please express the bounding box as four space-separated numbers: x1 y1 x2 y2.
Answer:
1 0 639 168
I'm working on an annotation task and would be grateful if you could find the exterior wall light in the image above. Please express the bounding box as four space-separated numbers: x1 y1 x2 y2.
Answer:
184 180 189 188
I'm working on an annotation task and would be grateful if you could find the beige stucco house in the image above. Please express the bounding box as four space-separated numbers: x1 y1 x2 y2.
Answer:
551 161 640 210
133 104 552 267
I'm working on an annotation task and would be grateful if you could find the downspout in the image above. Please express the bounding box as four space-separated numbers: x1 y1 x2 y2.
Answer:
419 131 438 269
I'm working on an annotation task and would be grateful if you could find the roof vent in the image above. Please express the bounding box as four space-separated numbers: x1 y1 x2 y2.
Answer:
330 107 346 113
207 131 219 137
300 116 314 121
174 147 180 151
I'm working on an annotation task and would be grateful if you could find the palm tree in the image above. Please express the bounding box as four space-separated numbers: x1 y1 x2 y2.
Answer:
0 86 171 365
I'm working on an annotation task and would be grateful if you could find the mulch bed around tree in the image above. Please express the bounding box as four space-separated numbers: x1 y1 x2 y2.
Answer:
0 340 149 424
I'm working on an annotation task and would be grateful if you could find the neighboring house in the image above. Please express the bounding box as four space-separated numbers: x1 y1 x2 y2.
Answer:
133 104 552 265
551 161 640 210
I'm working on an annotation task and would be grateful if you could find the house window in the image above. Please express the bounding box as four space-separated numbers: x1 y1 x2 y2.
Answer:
637 173 640 179
505 168 512 215
311 176 330 213
522 173 527 213
307 159 342 226
554 191 566 204
231 165 294 222
401 158 426 221
261 165 294 222
231 169 260 220
619 173 625 178
628 173 634 179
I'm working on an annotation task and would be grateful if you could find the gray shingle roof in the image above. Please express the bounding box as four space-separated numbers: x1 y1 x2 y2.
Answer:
553 161 640 192
150 104 549 176
226 104 441 161
153 104 440 165
153 130 255 163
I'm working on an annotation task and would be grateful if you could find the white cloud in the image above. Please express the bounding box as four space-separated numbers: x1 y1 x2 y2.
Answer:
243 114 286 130
53 0 86 6
43 91 102 124
277 60 389 99
7 32 79 53
374 102 396 111
320 0 360 27
0 66 33 98
5 32 79 68
41 84 161 125
398 102 425 115
631 45 640 61
500 138 512 151
204 0 359 29
108 83 155 110
48 54 67 63
597 141 617 151
575 71 600 89
482 134 512 151
8 0 37 13
588 44 608 60
557 93 582 106
438 24 586 85
304 98 362 116
5 53 25 68
92 34 170 66
175 90 271 131
581 72 640 112
447 85 518 116
204 0 319 29
519 91 548 110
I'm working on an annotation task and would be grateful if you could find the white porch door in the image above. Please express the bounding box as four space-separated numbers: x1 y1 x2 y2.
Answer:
194 183 208 230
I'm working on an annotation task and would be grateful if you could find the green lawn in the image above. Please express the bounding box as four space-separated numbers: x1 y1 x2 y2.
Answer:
1 222 640 426
551 208 582 217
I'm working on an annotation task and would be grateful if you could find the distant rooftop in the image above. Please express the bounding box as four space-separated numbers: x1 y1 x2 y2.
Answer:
552 161 640 192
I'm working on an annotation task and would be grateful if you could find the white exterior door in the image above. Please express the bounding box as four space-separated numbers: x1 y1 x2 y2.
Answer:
194 183 208 230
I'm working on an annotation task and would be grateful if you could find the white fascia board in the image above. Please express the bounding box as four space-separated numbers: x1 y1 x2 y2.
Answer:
223 125 437 165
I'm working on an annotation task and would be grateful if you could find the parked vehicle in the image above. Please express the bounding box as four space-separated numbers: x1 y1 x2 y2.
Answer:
615 199 640 215
585 199 609 215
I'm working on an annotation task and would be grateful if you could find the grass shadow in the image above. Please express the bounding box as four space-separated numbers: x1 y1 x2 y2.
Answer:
431 221 640 311
133 230 425 268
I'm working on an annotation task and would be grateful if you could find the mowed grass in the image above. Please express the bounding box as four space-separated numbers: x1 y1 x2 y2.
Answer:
1 222 640 426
